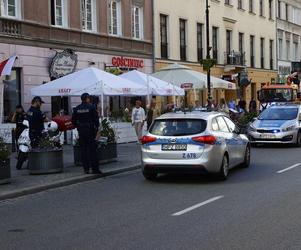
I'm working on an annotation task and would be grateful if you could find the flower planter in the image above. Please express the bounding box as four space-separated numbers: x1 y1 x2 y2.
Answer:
28 149 63 174
73 143 117 166
0 159 10 184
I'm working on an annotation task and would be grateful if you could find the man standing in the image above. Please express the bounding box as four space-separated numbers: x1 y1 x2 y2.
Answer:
146 101 160 130
249 98 257 113
72 93 102 175
131 100 145 142
27 96 46 148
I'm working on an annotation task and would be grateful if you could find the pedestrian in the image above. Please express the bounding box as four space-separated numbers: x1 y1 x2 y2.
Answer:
27 96 47 148
249 98 257 113
238 98 247 112
72 93 102 175
146 101 161 130
12 105 27 144
228 99 236 110
218 98 229 113
131 100 146 142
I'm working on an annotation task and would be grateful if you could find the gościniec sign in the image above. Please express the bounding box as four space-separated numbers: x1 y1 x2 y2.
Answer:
50 49 78 79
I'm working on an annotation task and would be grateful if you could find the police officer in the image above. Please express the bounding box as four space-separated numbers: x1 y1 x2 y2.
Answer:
27 96 47 148
72 93 102 175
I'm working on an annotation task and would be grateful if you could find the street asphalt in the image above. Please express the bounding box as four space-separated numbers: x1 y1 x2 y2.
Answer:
1 145 301 250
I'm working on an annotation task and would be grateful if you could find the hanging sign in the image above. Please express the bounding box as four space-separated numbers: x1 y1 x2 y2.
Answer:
50 49 78 79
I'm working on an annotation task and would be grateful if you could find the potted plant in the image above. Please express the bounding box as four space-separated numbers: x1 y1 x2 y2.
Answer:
28 133 63 174
97 118 117 163
0 137 10 184
73 118 117 165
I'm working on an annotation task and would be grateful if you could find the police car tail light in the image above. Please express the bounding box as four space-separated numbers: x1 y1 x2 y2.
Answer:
141 135 156 145
192 135 216 145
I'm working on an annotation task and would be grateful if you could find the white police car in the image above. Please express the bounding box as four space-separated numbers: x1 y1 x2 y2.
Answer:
141 111 250 181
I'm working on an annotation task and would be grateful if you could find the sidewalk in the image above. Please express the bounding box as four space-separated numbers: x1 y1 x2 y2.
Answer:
0 143 141 201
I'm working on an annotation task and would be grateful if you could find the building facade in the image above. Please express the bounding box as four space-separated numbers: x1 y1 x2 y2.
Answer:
277 0 301 81
0 0 153 124
154 0 278 108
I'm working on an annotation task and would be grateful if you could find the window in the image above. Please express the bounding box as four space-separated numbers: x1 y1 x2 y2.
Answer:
250 35 255 67
109 0 122 36
239 32 244 53
269 0 273 19
81 0 96 32
223 117 236 133
260 38 265 69
3 68 21 123
212 27 218 61
279 38 283 59
238 0 243 9
197 23 203 62
0 0 21 19
259 0 264 16
286 40 290 60
150 119 207 136
212 118 219 131
160 14 168 59
293 41 298 61
50 0 68 27
285 3 288 21
269 40 274 70
226 30 232 54
278 0 281 18
225 0 230 5
179 19 187 61
249 0 254 13
132 5 144 39
216 116 229 133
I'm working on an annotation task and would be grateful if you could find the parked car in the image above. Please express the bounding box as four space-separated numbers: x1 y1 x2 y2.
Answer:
247 104 301 146
141 111 250 181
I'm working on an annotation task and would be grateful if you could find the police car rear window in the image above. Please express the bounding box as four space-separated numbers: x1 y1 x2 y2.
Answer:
150 119 207 136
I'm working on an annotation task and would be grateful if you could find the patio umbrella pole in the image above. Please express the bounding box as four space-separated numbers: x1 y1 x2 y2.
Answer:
101 81 104 118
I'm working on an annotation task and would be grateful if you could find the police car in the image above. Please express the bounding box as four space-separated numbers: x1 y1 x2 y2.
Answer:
141 111 250 181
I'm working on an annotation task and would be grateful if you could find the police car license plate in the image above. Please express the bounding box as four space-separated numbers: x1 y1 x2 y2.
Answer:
260 134 275 139
162 144 187 151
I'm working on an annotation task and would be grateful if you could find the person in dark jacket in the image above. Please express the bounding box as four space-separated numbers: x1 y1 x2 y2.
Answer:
12 105 27 141
72 93 102 175
27 96 47 148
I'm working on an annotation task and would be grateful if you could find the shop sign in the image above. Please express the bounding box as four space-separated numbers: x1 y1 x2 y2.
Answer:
180 83 193 89
50 49 78 79
112 56 144 68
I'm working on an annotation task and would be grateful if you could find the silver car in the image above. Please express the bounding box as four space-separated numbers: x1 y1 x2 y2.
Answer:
141 111 250 181
248 104 301 146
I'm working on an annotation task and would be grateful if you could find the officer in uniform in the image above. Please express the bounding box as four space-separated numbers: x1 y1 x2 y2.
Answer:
72 93 102 175
27 96 46 148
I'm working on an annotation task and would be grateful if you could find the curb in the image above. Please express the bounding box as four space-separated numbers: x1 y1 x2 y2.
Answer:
0 164 140 202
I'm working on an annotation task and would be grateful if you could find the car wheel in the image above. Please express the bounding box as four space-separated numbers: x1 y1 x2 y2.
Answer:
142 171 157 181
295 132 301 147
241 145 251 168
217 155 229 181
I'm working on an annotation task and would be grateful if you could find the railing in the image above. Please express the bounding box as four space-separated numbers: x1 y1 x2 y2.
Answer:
197 48 203 62
212 50 218 61
180 46 186 61
224 51 245 66
270 59 274 70
161 43 168 59
0 18 21 36
250 55 255 68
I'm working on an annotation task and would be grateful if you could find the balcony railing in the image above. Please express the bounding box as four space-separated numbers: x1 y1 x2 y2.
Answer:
224 51 245 66
0 18 21 36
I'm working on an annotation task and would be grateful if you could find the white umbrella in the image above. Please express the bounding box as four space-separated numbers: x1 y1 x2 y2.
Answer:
31 67 148 117
120 70 185 96
31 67 148 97
152 63 236 90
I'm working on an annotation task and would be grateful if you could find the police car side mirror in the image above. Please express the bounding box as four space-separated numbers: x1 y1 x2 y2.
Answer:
234 126 241 134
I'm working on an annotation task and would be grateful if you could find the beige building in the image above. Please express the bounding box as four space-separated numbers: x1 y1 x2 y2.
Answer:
154 0 278 108
277 0 301 80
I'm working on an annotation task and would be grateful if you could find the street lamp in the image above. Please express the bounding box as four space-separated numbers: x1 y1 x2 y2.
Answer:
205 0 212 108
